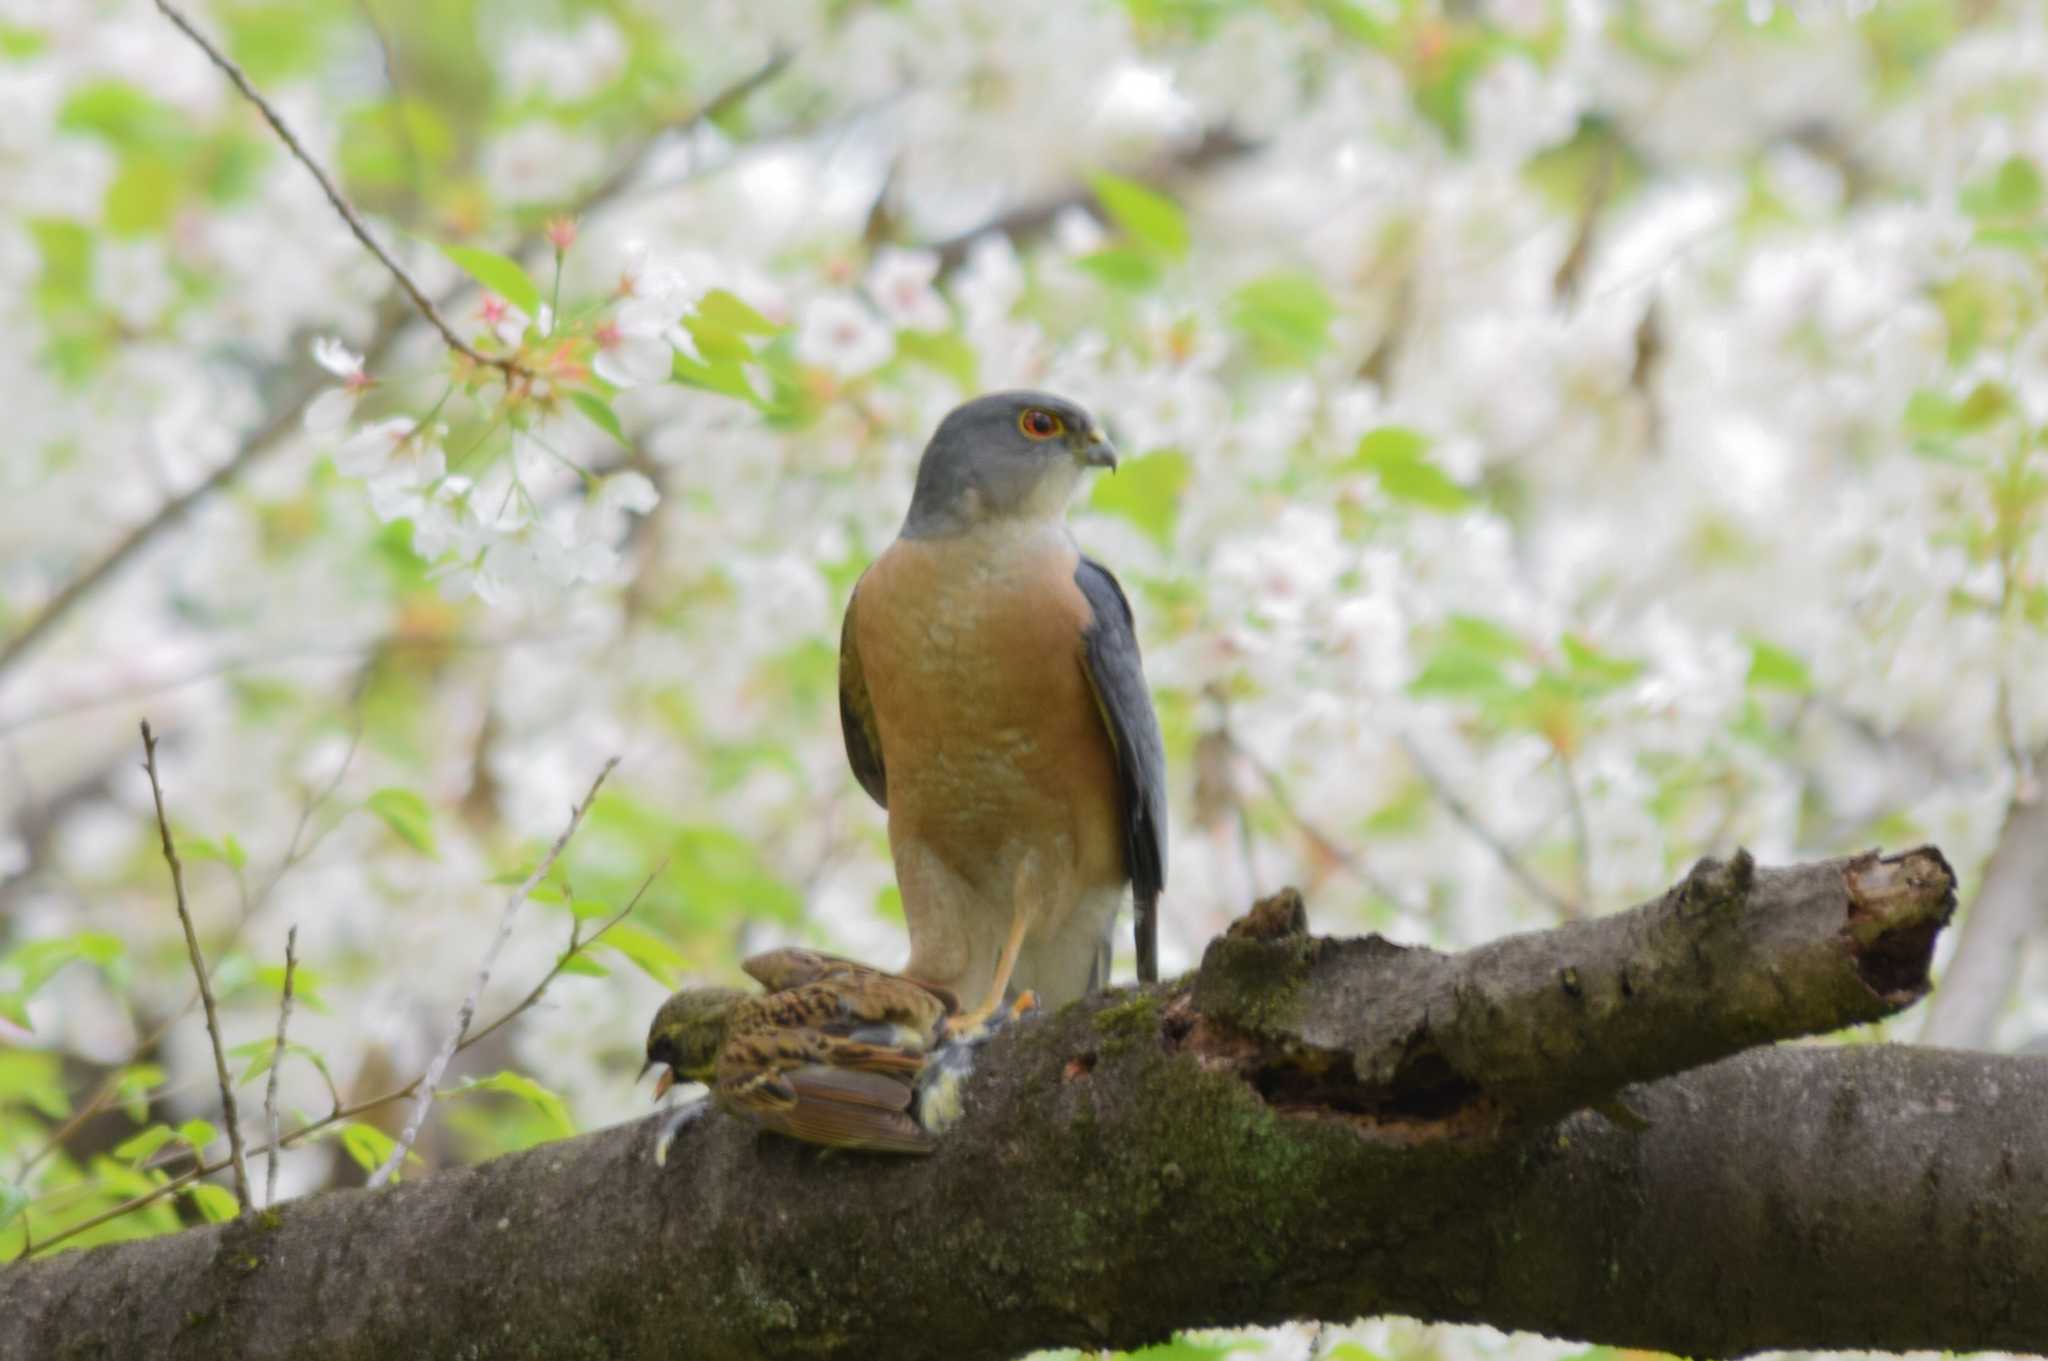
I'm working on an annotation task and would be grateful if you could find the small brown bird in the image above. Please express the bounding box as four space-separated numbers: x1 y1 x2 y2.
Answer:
642 949 1021 1160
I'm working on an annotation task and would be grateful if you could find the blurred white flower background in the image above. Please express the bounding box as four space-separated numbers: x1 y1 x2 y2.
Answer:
4 0 2048 1352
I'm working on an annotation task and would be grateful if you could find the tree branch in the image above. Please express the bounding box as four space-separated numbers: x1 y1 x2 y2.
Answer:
263 925 299 1207
138 720 252 1214
6 848 2011 1361
1917 762 2048 1048
153 0 518 378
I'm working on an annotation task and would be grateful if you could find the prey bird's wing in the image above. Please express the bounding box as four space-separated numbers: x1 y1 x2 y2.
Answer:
1074 557 1169 983
756 1064 933 1155
838 578 889 809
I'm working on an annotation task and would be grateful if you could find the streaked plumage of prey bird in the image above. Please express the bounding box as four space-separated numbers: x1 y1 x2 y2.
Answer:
838 390 1169 1026
641 948 1030 1160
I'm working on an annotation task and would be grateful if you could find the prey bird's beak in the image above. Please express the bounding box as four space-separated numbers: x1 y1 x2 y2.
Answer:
1078 426 1118 471
645 1062 675 1100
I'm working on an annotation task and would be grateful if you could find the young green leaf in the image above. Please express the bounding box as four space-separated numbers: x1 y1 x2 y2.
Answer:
185 1182 241 1223
570 391 627 445
601 922 688 988
441 242 541 317
113 1124 178 1164
1089 172 1190 259
1350 427 1473 512
366 787 437 857
1228 271 1335 366
1746 639 1813 693
444 1069 575 1137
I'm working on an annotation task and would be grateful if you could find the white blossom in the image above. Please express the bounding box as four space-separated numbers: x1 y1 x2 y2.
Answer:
796 294 893 376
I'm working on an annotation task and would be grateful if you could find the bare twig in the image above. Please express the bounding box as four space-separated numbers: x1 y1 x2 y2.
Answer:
139 720 252 1214
1555 749 1592 919
24 854 654 1258
264 926 300 1207
0 55 790 689
462 860 664 1054
1397 734 1575 918
153 0 520 378
368 756 621 1186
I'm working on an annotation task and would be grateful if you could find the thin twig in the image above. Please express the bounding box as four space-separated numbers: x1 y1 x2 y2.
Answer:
1555 749 1592 920
265 926 300 1206
153 0 520 378
462 860 664 1054
0 54 791 688
23 854 653 1257
1396 734 1575 918
368 756 621 1186
139 720 252 1214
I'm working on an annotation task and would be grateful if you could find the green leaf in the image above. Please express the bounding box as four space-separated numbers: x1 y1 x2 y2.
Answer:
1089 172 1190 259
0 1047 69 1119
1904 383 2011 436
444 1070 575 1137
441 243 541 317
186 1182 241 1222
1075 246 1163 292
568 897 615 922
178 1118 217 1151
1441 614 1527 661
334 1121 400 1176
0 1181 26 1232
695 288 780 336
892 329 978 392
555 953 610 978
1560 635 1645 690
1228 271 1335 367
570 391 626 445
104 156 179 237
1960 155 2043 224
57 81 171 147
1351 425 1429 464
114 1062 165 1123
1747 639 1814 693
366 787 437 857
182 835 236 866
1350 427 1473 511
1087 448 1191 548
672 348 760 404
1408 643 1509 699
113 1124 178 1164
600 922 688 988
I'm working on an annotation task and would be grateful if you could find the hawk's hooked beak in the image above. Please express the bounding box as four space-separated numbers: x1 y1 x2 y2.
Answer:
1078 426 1118 471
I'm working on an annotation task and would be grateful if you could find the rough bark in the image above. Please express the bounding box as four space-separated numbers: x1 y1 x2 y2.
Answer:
11 847 2035 1361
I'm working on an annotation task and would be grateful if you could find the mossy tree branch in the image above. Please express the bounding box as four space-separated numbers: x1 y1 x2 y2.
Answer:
12 847 2042 1361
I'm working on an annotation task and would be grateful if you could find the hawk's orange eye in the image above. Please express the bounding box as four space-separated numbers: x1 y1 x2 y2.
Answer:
1019 408 1063 440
